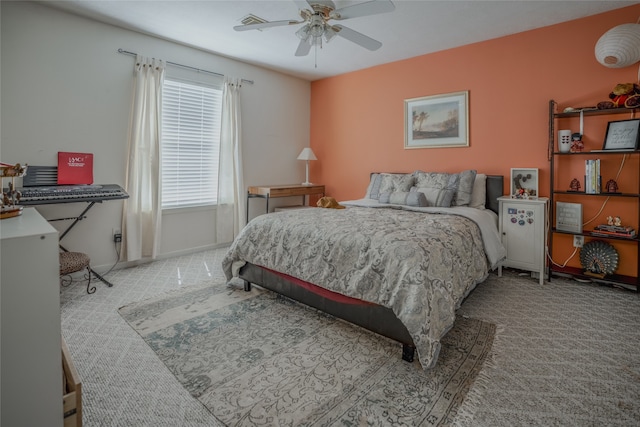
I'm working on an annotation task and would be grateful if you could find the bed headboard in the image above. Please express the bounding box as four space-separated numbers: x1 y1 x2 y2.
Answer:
485 175 503 215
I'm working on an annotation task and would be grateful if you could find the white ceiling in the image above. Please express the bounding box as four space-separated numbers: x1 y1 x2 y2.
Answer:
39 0 636 81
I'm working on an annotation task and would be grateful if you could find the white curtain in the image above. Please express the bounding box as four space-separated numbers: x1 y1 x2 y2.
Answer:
121 55 165 261
216 77 245 244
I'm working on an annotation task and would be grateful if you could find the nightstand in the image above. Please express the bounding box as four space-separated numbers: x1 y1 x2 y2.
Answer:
498 196 549 285
246 184 325 221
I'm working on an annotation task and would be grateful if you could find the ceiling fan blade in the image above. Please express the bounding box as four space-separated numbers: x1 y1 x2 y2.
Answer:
332 0 395 20
333 25 382 51
293 0 312 11
234 20 302 31
295 39 312 56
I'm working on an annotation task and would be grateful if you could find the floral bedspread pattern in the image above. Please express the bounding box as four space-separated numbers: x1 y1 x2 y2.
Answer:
222 206 491 369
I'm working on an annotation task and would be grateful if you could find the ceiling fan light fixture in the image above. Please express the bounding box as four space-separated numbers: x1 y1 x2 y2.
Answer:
323 25 337 43
295 24 311 42
309 15 325 37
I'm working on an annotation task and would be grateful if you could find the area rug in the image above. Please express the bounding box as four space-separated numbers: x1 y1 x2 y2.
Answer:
119 281 496 426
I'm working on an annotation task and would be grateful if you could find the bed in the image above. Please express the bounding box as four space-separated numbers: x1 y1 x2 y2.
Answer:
222 171 505 369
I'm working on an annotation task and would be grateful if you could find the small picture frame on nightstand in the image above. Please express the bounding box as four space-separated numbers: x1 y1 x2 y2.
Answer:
510 168 539 199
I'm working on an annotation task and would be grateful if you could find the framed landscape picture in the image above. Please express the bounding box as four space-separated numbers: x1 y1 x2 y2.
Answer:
404 91 469 149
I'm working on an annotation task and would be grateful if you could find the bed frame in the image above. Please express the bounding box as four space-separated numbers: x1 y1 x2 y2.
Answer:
240 175 504 363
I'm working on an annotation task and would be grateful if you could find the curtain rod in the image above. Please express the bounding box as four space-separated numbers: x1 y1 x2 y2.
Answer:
117 48 254 85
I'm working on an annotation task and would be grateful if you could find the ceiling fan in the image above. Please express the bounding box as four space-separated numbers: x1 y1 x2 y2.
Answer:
234 0 395 57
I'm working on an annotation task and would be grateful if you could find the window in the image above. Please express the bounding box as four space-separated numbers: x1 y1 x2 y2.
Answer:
161 78 222 209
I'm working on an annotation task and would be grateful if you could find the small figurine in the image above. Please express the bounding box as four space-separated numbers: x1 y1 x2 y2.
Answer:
605 179 619 193
515 188 531 199
607 215 623 227
513 173 535 198
569 178 581 192
0 162 27 177
570 133 584 152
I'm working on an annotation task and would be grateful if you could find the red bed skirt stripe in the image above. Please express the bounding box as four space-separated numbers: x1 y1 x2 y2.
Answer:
260 266 374 306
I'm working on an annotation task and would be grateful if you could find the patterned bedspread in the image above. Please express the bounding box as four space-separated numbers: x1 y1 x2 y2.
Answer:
222 206 496 369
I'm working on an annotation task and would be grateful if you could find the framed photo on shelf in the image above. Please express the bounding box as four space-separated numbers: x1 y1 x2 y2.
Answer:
404 91 469 149
556 202 583 234
602 119 640 151
510 168 538 199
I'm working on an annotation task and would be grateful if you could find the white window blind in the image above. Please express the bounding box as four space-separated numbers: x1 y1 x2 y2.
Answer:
161 78 222 209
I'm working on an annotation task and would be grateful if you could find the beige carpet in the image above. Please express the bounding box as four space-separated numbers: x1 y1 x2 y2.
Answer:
119 281 496 426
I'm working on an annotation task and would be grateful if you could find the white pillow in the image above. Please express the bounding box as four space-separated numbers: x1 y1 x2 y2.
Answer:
469 173 487 209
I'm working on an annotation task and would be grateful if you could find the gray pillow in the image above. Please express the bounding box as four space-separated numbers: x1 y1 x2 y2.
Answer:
365 173 414 200
379 191 428 207
412 171 460 207
452 169 477 206
410 186 454 207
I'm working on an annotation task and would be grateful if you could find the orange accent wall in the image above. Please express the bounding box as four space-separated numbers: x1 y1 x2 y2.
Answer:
310 5 640 276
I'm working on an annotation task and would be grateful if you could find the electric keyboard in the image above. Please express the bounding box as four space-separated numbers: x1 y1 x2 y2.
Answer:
18 184 129 205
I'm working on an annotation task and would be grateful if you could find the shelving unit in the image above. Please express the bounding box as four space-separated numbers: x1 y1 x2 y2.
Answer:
548 100 639 291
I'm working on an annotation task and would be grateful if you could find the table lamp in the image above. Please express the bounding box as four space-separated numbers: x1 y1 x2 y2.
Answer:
297 147 317 186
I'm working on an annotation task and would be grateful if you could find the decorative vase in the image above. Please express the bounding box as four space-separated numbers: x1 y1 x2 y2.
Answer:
558 129 571 153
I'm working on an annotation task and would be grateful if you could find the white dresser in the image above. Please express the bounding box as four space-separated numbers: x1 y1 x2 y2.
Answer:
1 207 63 426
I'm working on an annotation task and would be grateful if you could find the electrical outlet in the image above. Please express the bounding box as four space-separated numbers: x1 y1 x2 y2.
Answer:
573 235 584 248
113 228 122 243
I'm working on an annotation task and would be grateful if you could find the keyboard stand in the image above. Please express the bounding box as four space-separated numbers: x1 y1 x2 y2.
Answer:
49 201 114 288
17 169 129 290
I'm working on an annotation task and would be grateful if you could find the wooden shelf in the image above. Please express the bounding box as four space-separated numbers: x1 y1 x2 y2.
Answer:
551 265 638 291
552 228 639 242
552 191 640 198
552 150 640 155
554 106 638 118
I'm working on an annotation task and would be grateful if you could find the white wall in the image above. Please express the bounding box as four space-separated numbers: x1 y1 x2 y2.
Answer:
1 1 311 269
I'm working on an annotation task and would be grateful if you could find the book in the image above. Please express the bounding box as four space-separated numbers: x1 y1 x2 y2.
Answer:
591 230 636 238
57 152 94 185
594 224 635 233
592 224 637 238
584 159 601 194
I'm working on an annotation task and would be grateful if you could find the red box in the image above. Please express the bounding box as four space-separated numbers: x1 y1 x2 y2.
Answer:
57 152 93 185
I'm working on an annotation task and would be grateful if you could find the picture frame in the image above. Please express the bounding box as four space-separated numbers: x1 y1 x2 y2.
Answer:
510 167 539 199
404 91 469 149
556 202 583 234
602 119 640 151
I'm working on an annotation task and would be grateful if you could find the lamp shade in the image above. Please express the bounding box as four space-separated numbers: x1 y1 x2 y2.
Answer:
595 23 640 68
297 147 317 161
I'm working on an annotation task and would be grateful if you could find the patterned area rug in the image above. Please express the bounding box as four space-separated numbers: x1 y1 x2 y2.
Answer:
119 281 495 426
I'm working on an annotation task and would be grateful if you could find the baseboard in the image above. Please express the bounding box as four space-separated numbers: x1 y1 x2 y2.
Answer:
91 243 230 271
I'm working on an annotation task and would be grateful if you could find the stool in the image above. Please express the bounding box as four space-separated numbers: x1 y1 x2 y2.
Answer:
60 251 95 294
